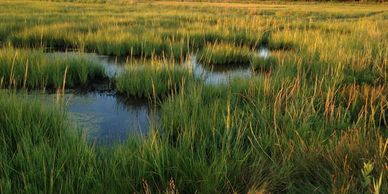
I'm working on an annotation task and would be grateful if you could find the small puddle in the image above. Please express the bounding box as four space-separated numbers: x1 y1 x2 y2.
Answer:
30 92 158 145
259 47 270 59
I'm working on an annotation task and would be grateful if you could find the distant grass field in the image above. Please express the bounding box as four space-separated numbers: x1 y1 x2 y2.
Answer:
0 0 387 193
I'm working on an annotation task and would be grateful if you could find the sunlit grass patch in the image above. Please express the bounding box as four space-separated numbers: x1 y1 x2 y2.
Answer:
116 64 195 99
198 43 253 66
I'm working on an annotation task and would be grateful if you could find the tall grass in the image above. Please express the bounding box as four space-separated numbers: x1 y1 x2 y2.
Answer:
149 75 387 193
1 76 387 193
0 92 97 193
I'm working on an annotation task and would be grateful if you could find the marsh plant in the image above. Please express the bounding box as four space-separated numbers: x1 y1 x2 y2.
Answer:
116 64 195 99
0 48 106 90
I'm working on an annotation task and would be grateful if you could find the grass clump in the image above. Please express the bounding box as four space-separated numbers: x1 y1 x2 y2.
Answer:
0 48 106 90
0 92 96 193
116 65 194 99
198 43 253 66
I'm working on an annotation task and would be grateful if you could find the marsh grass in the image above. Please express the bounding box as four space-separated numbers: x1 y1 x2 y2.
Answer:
198 43 253 66
0 48 106 90
0 92 96 194
160 76 388 193
116 64 195 99
87 34 189 60
0 1 387 193
2 75 387 193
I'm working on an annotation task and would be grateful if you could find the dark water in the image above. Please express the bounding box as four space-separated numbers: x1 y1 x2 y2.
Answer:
32 92 158 145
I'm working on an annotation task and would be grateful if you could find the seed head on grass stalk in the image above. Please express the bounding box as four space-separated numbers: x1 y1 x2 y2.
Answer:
22 59 29 89
62 65 68 94
9 51 18 88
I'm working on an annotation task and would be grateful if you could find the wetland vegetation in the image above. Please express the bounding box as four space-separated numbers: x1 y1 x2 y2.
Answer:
0 0 387 193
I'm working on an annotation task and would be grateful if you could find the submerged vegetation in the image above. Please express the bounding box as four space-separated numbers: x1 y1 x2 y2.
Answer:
0 0 387 193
